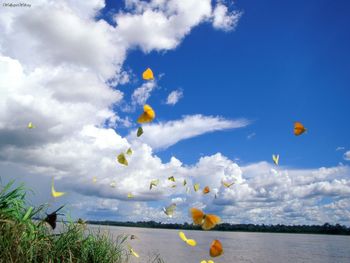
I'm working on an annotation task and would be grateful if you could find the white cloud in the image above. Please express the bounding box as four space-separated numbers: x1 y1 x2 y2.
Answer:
115 0 241 52
344 151 350 161
247 132 256 140
2 0 349 226
131 81 157 105
212 2 242 31
128 115 250 150
166 89 183 105
1 2 124 79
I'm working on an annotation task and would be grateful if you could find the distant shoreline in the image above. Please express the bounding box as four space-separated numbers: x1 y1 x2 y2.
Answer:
85 221 350 236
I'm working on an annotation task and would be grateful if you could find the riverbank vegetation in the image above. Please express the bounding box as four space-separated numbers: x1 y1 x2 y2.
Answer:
0 180 130 263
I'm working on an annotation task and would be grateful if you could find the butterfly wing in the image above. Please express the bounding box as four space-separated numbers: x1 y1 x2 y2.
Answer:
137 104 155 123
190 208 205 225
222 181 234 188
126 148 133 155
183 179 187 186
294 122 306 136
150 179 159 190
179 231 187 242
51 178 65 198
144 104 155 119
194 183 200 192
27 122 35 129
164 203 176 217
45 213 57 230
142 68 154 80
272 154 279 165
137 127 143 137
202 214 221 230
186 239 197 246
203 186 210 194
128 245 140 258
117 153 128 166
209 239 223 257
168 176 175 182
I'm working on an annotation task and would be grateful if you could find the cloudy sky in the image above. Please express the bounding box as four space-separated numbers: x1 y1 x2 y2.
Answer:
1 0 350 226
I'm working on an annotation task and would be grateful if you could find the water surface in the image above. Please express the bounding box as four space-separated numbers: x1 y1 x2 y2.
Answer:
88 225 350 263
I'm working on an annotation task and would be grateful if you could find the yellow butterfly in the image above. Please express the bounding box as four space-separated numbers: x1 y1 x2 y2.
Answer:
183 179 187 186
193 183 200 192
51 178 65 198
110 181 116 188
137 104 155 123
27 122 35 129
272 154 279 165
222 180 235 188
178 231 197 246
201 260 214 263
126 148 133 155
127 192 134 199
117 153 128 166
142 68 154 80
168 176 175 182
137 127 143 137
127 245 140 258
163 203 176 217
149 179 159 190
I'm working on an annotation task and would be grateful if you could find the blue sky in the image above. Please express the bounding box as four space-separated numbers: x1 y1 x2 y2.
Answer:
1 0 350 225
114 0 350 168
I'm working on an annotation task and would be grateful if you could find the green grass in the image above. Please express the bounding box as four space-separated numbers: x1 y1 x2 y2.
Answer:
0 180 165 263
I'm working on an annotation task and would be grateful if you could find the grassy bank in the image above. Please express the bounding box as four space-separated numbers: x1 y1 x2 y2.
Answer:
0 180 160 263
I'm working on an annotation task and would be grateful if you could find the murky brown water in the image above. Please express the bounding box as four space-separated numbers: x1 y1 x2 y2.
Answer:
86 225 350 263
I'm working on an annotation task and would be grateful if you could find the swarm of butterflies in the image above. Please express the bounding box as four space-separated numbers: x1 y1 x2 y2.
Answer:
28 67 308 262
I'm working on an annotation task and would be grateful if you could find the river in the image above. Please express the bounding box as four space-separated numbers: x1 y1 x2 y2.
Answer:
87 225 350 263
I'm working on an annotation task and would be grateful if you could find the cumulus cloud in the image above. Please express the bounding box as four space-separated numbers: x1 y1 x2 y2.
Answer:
166 89 183 105
344 151 350 161
131 81 157 106
1 1 124 79
128 115 250 150
115 0 241 52
2 0 349 226
212 2 242 31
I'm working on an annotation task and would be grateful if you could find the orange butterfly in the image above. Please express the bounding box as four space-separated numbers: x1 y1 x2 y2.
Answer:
190 208 221 230
294 121 307 136
203 186 210 194
210 239 223 257
137 104 155 124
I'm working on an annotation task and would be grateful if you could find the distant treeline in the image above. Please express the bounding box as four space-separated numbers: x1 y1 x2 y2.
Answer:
86 221 350 235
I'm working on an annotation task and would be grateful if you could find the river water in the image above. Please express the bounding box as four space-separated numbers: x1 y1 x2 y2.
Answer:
87 225 350 263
